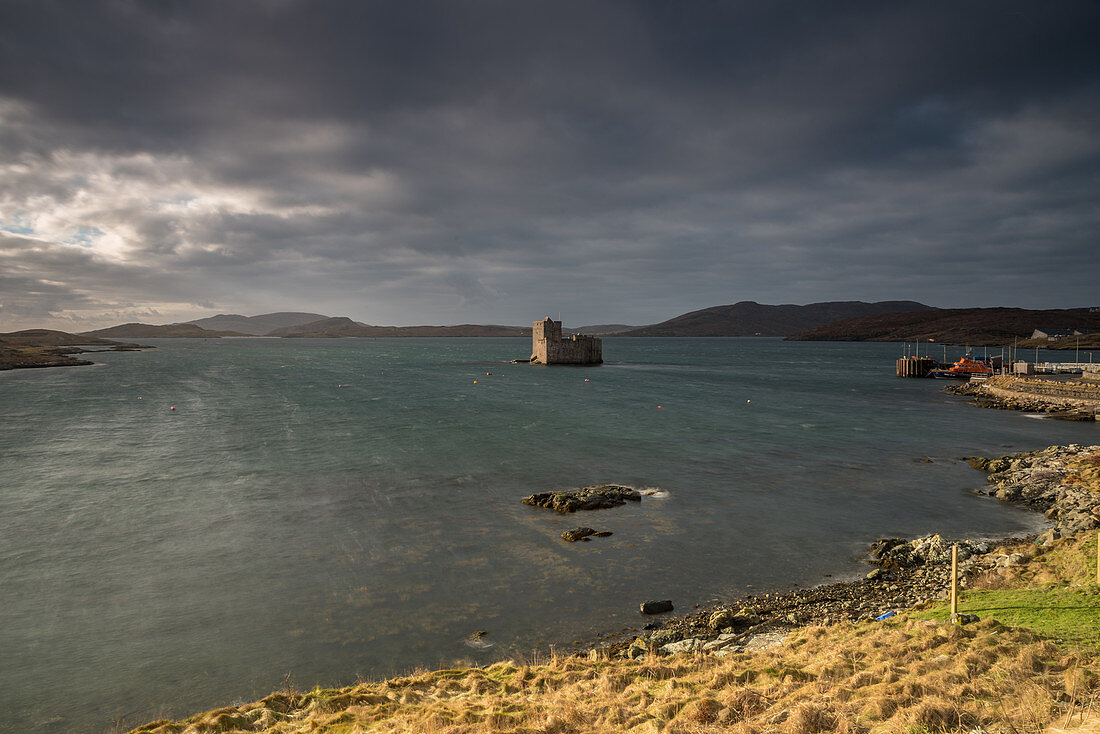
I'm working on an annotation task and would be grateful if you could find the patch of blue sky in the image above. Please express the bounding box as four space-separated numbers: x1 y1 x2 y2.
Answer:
1 215 35 235
64 226 105 248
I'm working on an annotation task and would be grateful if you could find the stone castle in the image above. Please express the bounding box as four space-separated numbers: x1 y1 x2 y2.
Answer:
530 318 603 365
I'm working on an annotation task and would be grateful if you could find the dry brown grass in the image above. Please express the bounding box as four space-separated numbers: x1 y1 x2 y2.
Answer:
128 612 1099 734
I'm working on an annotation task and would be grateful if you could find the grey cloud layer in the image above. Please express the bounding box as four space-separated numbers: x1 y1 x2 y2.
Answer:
1 1 1098 329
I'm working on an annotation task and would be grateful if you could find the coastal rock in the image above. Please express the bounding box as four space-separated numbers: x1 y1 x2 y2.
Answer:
870 534 986 569
660 637 705 655
522 485 642 512
560 527 597 542
707 610 736 630
650 629 683 646
732 607 762 626
1037 528 1062 546
640 600 674 615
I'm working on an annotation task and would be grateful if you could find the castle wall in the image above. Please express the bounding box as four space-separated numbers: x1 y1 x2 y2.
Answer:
530 318 602 364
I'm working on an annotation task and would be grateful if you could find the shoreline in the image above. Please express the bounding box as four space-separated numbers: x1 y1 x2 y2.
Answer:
579 442 1100 662
946 374 1100 420
126 441 1100 733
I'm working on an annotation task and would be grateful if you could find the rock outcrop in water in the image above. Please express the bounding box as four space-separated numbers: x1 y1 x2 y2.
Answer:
560 527 613 541
522 485 641 512
966 443 1100 544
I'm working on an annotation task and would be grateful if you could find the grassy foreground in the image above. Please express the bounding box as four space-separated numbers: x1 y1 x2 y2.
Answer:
130 533 1100 734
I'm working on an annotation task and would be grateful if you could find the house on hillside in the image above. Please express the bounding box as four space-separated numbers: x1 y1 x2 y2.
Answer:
1031 328 1083 341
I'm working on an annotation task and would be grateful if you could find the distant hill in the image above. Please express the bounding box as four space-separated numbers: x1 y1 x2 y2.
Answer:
0 329 144 370
0 329 122 346
787 307 1100 346
271 317 531 338
568 324 638 336
616 301 934 337
186 312 330 335
81 323 247 338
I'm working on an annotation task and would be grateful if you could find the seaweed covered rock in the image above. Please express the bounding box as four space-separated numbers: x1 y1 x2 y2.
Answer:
870 534 988 569
522 485 641 512
561 527 596 542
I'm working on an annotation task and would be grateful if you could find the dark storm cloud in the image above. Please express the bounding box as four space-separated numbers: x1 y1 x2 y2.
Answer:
1 0 1098 329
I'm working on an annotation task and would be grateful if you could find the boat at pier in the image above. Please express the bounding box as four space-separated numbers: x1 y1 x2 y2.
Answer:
929 355 995 380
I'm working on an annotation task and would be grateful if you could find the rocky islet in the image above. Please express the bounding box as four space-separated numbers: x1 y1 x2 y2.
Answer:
522 484 642 512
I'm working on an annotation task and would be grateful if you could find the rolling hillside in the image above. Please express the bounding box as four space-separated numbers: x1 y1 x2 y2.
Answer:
186 312 329 335
617 300 933 337
787 307 1100 346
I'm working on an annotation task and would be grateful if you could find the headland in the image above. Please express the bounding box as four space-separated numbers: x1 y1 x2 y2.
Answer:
0 329 146 371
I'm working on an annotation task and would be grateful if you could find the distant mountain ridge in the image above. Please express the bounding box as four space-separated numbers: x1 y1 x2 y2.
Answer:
569 324 637 336
616 300 934 337
272 317 531 338
1 329 123 346
186 312 330 335
81 323 247 338
787 307 1100 346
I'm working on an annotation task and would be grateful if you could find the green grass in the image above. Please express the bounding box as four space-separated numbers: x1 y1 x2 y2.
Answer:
919 586 1100 650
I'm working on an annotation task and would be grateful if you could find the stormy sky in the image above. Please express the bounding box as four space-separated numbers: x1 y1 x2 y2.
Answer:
1 1 1098 331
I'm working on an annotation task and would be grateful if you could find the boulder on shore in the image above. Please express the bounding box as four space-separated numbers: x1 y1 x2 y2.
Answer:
640 600 674 615
523 485 641 512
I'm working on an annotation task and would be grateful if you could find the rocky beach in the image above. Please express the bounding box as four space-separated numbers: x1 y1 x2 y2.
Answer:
585 443 1100 663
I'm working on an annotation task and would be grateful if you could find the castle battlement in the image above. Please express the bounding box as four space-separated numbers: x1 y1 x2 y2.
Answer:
530 318 602 365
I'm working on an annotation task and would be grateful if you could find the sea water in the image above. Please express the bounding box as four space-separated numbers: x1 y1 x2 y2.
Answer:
1 337 1096 732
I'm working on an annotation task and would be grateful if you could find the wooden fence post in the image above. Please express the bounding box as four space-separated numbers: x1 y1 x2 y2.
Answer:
950 544 959 624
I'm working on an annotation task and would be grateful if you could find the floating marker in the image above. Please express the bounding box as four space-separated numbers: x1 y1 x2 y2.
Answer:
657 405 662 409
169 406 176 411
584 378 590 382
486 372 493 376
473 380 478 384
747 399 751 403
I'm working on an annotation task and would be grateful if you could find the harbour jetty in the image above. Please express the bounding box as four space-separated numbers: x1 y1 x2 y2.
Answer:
895 355 938 377
529 317 602 365
947 374 1100 420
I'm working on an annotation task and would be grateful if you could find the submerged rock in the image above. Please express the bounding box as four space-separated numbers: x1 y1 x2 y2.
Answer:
640 600 674 615
561 527 597 542
523 485 642 512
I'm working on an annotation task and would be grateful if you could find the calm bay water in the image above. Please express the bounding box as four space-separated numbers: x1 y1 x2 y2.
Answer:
2 337 1096 732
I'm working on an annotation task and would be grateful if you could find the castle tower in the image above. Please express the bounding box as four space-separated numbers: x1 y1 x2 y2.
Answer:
530 317 602 365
